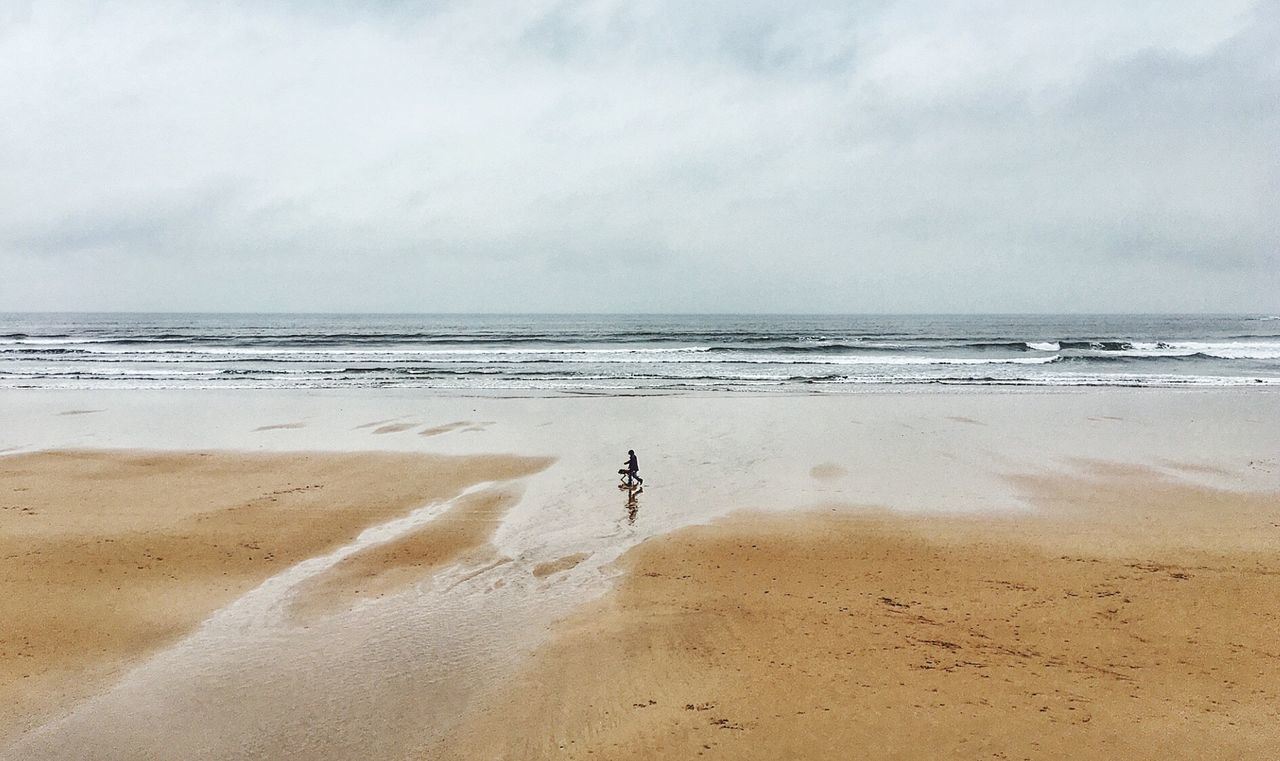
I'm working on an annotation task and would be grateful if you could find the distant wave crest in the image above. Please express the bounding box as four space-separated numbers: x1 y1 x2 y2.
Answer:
3 316 1277 391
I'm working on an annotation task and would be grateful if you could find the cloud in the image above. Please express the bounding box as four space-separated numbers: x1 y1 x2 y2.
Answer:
0 0 1276 312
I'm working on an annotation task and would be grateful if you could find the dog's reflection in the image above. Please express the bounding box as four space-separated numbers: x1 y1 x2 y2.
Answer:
623 484 643 524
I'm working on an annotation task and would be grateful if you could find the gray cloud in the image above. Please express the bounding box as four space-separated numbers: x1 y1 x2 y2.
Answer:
0 0 1276 313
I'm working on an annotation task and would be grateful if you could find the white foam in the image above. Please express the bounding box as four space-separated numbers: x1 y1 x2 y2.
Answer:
1168 341 1280 360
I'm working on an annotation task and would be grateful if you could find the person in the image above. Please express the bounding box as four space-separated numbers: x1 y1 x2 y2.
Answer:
624 449 643 486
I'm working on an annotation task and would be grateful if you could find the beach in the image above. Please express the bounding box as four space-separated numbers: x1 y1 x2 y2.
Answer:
0 448 550 743
438 468 1280 760
1 389 1278 759
9 0 1280 752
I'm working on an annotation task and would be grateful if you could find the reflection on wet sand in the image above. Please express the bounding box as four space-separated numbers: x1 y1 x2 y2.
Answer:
623 485 643 525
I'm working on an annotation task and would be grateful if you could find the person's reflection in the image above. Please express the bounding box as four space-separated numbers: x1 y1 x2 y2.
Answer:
624 484 643 524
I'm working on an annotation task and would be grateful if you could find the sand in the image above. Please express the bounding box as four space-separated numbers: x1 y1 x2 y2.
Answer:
432 464 1280 760
287 485 527 619
2 391 1278 759
0 449 550 742
533 552 593 579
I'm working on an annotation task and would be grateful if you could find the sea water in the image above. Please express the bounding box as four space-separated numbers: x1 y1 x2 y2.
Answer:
1 313 1278 391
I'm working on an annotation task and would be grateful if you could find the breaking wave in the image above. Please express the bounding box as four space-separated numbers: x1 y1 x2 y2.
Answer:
1 314 1277 391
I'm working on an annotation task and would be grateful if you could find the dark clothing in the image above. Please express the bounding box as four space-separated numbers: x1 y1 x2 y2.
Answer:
625 452 643 485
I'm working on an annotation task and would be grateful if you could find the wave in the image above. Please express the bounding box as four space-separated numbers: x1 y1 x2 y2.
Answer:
6 372 1276 390
1 330 882 348
1054 342 1280 361
5 327 1279 358
1047 353 1199 365
0 347 84 355
1058 340 1144 351
6 346 1279 364
1161 341 1280 360
4 315 1278 392
810 373 1280 388
706 343 904 354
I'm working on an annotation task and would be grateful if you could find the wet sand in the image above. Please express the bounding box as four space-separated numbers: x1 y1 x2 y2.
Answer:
435 465 1280 760
0 449 550 742
287 485 527 620
1 390 1278 759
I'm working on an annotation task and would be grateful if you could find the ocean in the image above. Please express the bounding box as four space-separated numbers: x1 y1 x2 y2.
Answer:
2 313 1278 392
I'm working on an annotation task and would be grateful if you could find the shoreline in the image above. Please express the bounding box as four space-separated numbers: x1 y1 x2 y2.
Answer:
2 389 1277 758
6 385 1280 402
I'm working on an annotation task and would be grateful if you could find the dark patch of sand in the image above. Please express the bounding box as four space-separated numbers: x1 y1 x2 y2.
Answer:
532 552 591 579
808 463 847 480
373 422 420 435
420 421 471 437
254 422 307 432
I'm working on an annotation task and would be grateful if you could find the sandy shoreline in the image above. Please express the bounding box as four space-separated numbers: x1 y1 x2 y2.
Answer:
1 390 1277 759
0 449 550 743
434 465 1280 760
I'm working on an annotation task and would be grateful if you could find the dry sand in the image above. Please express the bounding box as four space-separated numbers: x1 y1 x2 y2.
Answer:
432 464 1280 760
0 449 550 742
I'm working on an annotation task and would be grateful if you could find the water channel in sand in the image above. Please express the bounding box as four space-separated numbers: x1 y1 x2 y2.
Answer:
3 390 1278 759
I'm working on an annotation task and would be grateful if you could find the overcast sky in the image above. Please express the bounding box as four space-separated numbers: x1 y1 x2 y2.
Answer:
1 1 1277 313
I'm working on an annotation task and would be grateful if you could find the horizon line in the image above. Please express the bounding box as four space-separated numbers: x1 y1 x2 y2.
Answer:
2 311 1275 318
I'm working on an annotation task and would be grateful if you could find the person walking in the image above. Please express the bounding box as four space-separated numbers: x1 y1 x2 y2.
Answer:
623 449 643 486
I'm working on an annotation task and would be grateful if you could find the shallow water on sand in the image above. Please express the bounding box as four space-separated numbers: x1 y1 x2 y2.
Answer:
2 390 1278 759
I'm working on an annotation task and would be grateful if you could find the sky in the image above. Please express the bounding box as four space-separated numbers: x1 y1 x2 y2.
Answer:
1 0 1277 313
